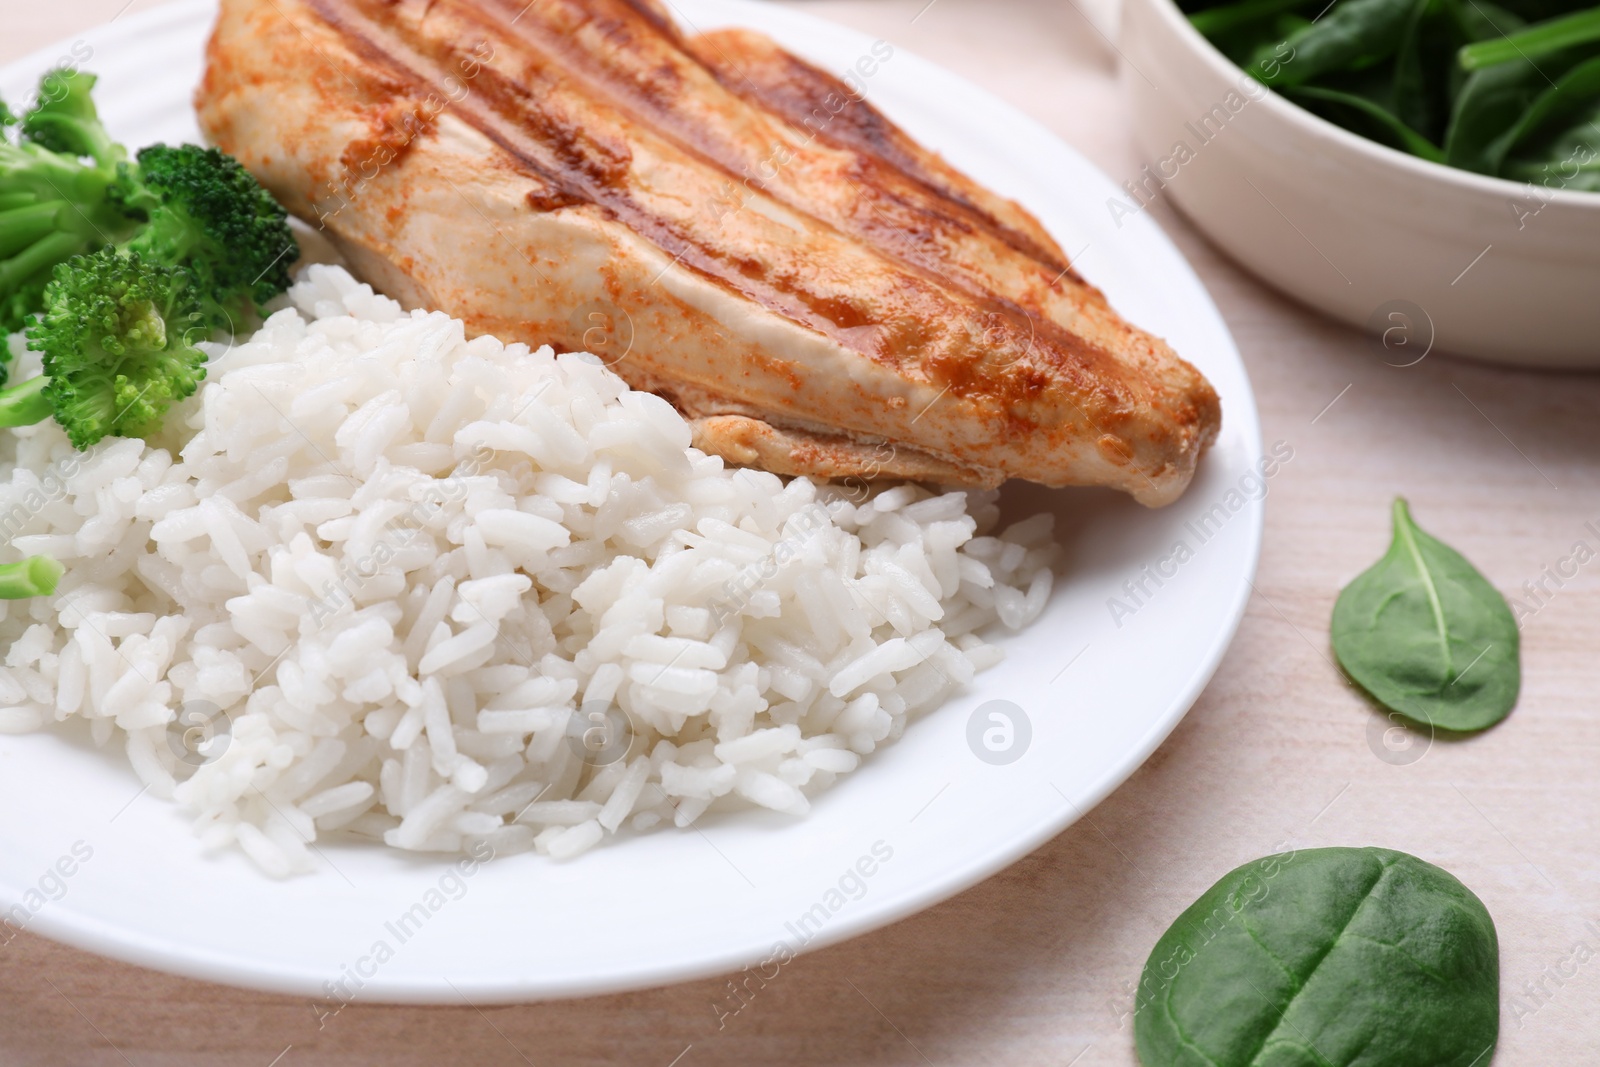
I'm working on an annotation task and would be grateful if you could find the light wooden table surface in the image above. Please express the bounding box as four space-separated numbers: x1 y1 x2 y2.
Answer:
4 1 1598 1064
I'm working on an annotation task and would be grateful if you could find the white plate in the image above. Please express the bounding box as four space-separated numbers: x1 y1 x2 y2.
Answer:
0 0 1262 1002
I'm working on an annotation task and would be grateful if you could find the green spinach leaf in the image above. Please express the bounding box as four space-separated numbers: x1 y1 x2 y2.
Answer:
1213 17 1309 65
1255 0 1417 86
1502 98 1600 185
1134 847 1500 1067
1459 4 1600 67
1444 0 1527 42
1289 84 1449 157
1446 52 1562 170
1331 498 1519 731
1491 54 1600 163
1191 0 1322 37
1191 0 1600 182
1441 0 1527 108
1491 0 1594 22
1445 33 1600 174
1234 16 1318 68
1396 0 1479 138
1395 0 1443 135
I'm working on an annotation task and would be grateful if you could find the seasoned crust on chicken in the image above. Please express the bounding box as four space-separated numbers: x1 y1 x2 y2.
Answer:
196 0 1221 505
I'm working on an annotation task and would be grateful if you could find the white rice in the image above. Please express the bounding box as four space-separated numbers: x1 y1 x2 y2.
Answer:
0 266 1056 874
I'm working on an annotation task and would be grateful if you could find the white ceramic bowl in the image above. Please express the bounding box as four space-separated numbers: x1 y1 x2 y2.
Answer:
1120 0 1600 368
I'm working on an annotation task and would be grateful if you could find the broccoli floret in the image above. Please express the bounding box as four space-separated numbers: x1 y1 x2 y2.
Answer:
111 144 295 331
20 70 125 171
0 71 295 340
0 70 137 337
0 553 62 599
0 249 207 449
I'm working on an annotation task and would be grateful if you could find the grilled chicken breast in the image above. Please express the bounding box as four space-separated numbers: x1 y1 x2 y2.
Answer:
197 0 1221 505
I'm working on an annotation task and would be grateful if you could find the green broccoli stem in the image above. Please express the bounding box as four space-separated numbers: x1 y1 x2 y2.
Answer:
0 143 101 196
125 210 201 268
0 193 40 213
0 202 65 259
0 554 63 599
0 230 89 291
75 128 123 173
0 376 53 428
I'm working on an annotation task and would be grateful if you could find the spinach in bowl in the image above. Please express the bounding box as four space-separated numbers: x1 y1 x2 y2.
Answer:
1184 0 1600 189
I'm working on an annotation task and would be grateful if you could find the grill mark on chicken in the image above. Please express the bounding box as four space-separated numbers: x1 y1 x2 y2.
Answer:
350 0 1113 383
685 27 1077 277
311 0 1124 404
465 0 1120 380
312 0 873 348
201 0 1221 504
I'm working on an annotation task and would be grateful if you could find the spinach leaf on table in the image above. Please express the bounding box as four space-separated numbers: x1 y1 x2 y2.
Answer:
1134 847 1500 1067
1331 498 1519 731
